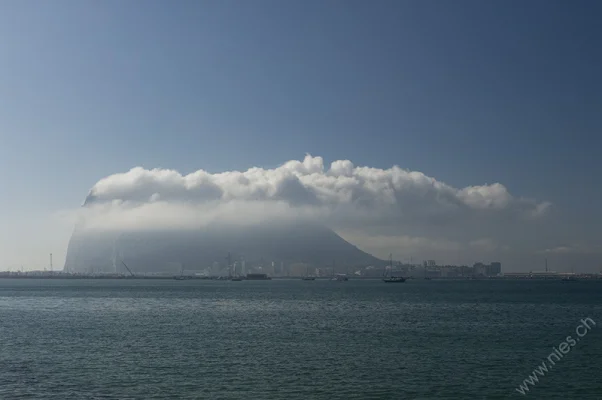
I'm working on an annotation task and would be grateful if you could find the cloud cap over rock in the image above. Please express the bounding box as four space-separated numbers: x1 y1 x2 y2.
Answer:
81 154 549 233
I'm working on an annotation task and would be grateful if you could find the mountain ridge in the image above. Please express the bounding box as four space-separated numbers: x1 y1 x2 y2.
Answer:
63 221 385 273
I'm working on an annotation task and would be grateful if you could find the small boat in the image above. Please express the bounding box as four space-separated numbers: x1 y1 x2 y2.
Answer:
562 266 578 282
174 263 187 280
423 266 431 280
383 254 406 283
246 273 272 280
226 252 243 281
302 266 316 280
384 276 406 283
329 260 348 281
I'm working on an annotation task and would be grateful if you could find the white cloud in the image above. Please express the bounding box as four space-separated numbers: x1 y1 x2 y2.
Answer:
80 154 549 234
541 246 573 254
538 244 601 255
531 201 552 218
74 200 326 232
56 154 555 266
458 184 512 210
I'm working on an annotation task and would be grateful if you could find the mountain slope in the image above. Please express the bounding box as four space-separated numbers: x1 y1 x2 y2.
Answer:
63 221 384 273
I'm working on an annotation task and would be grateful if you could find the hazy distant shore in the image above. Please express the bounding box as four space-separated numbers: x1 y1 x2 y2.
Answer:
1 272 601 280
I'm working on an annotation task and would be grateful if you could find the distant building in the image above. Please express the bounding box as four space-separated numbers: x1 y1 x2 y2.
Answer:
470 262 502 277
441 266 459 278
473 262 486 276
427 260 436 267
487 262 502 276
290 263 309 276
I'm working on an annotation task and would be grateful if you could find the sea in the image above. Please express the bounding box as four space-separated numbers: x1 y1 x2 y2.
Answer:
0 279 601 399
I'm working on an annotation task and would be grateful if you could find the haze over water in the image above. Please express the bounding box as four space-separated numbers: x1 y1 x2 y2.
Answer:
1 279 601 399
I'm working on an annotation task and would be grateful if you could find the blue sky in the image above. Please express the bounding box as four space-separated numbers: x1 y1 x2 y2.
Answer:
1 0 601 271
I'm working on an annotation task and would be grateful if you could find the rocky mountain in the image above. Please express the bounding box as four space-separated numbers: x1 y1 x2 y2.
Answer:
63 220 384 274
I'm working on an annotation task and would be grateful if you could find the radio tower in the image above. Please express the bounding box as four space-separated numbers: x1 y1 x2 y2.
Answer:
50 253 53 273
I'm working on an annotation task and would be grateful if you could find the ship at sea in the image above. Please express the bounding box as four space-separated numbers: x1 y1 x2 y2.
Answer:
173 263 190 280
245 273 271 280
226 253 244 281
301 265 316 280
329 260 348 281
383 254 406 283
562 266 578 282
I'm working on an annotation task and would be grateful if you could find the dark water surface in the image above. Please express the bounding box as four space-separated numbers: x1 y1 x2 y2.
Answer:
0 279 601 399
